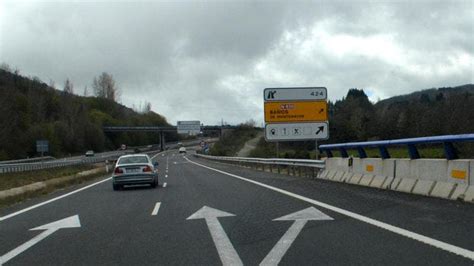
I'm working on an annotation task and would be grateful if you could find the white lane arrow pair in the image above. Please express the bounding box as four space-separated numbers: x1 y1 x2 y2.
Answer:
187 206 333 266
0 215 81 265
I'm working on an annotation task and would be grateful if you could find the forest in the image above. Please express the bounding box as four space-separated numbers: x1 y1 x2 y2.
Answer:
0 68 177 160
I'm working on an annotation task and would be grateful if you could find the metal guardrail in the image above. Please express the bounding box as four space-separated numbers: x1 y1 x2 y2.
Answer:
194 154 325 168
319 134 474 160
0 150 162 174
0 156 55 165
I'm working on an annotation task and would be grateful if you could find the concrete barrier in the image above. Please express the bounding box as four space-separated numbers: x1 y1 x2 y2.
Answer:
412 180 435 196
447 160 470 185
359 174 374 187
369 175 387 189
319 157 474 203
430 182 456 199
451 184 469 200
395 178 417 193
347 173 363 185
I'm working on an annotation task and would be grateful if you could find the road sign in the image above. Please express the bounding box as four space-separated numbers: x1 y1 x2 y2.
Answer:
36 140 49 153
265 122 329 141
264 101 328 123
177 121 201 135
264 87 327 101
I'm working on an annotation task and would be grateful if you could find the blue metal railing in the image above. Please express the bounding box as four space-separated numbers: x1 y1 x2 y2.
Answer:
319 134 474 160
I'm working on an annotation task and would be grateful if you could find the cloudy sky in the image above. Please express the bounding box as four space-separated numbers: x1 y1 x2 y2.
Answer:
1 0 473 125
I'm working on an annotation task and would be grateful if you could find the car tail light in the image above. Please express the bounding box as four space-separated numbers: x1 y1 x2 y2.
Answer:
114 167 123 174
143 166 152 172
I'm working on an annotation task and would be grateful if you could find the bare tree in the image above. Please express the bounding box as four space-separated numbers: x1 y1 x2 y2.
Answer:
93 72 120 101
64 78 74 94
83 86 89 96
49 79 56 89
144 101 152 113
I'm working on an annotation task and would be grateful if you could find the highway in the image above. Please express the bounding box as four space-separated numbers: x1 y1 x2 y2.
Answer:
1 150 473 265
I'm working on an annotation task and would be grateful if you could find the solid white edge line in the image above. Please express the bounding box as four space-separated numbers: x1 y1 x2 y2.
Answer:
163 182 167 188
0 177 111 222
185 157 474 261
151 202 161 216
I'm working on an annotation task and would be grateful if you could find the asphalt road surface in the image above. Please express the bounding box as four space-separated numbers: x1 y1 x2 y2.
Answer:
1 150 473 265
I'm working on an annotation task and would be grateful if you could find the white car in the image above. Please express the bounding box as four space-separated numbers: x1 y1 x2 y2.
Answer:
85 150 95 157
179 147 186 154
112 154 159 190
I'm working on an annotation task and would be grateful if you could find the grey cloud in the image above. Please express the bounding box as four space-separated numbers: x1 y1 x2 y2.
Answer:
1 0 472 125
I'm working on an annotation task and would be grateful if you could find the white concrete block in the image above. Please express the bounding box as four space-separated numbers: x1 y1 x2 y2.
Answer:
381 176 394 189
320 170 334 179
396 178 417 193
340 172 353 183
464 186 474 203
359 174 374 187
412 180 435 196
450 184 469 200
470 161 474 185
413 159 447 182
325 158 350 172
348 173 363 184
395 159 411 179
361 158 383 175
318 170 328 179
382 159 396 178
430 182 456 199
388 177 402 190
447 160 470 185
352 158 363 174
369 175 387 189
330 171 344 181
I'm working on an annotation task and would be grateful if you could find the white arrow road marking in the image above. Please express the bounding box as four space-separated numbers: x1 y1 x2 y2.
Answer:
185 157 474 261
260 207 333 266
187 206 243 266
163 182 167 188
0 215 81 265
151 202 161 216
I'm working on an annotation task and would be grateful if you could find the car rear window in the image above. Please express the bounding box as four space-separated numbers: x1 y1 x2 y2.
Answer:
118 156 149 165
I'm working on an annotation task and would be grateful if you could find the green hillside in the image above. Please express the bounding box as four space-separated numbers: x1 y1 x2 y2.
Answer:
0 69 177 160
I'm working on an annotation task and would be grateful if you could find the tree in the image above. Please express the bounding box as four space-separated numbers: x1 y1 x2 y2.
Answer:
93 72 119 101
64 78 74 94
83 86 89 96
144 101 152 113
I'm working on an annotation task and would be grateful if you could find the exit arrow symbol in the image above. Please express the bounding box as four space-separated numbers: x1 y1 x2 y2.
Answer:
187 206 243 266
260 207 333 266
0 215 81 265
315 126 325 135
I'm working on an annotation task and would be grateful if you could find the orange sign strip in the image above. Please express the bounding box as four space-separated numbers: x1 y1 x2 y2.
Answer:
264 101 328 122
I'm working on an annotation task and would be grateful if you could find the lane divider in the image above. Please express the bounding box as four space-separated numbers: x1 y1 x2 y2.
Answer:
151 202 161 216
185 157 474 261
163 182 167 188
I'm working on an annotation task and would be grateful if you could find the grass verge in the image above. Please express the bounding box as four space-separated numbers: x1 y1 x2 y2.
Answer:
0 166 107 210
0 165 96 191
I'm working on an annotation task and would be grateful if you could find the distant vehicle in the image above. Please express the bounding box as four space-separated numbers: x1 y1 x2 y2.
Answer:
177 142 183 147
85 150 95 157
112 154 159 190
179 147 186 154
